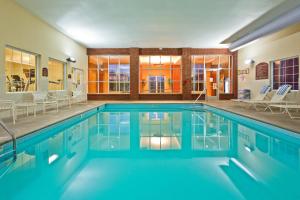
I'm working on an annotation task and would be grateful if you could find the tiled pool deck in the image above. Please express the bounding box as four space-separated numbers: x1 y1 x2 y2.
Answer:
1 100 300 145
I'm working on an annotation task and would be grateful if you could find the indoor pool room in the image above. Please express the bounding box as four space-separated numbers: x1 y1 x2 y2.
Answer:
1 0 300 199
1 104 300 200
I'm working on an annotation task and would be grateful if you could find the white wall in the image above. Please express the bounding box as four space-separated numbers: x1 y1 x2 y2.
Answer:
0 0 87 102
237 23 300 100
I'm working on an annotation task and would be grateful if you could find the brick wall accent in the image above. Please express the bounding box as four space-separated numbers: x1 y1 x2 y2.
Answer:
191 48 231 55
87 48 130 55
182 48 192 100
139 48 182 55
130 48 139 100
232 50 238 98
86 48 237 100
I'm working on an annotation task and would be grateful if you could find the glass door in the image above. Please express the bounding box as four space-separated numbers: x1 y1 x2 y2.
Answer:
205 56 219 100
149 76 165 93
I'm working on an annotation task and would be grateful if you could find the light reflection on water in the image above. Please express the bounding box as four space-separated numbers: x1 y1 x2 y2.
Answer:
0 105 300 200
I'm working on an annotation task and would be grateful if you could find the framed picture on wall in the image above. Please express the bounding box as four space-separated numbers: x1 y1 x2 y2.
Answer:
256 62 269 80
42 67 48 77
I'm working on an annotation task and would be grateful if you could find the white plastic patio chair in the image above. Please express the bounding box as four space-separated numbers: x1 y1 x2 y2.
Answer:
32 92 58 113
0 100 16 124
48 91 71 108
71 90 87 104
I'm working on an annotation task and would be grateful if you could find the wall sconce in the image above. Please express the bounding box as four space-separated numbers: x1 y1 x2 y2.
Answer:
66 57 76 63
244 59 255 65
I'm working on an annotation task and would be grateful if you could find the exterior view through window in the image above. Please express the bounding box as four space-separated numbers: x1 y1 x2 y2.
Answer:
271 57 299 90
139 56 182 94
88 55 130 94
4 46 37 92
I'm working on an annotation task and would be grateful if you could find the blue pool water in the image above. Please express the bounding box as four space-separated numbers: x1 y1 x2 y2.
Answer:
0 103 300 200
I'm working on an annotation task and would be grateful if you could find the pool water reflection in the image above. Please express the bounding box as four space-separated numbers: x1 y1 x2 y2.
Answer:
0 104 300 200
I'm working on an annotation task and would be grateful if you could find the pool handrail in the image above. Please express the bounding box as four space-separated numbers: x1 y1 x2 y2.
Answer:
0 120 16 159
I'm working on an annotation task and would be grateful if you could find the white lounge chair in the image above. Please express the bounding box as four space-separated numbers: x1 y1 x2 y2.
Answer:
0 100 16 124
48 91 71 108
232 85 271 106
268 102 300 119
32 92 58 113
71 90 87 104
243 84 292 111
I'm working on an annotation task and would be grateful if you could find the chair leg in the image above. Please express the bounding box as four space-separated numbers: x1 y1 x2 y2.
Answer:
12 108 16 124
43 104 46 114
34 106 36 117
56 103 59 112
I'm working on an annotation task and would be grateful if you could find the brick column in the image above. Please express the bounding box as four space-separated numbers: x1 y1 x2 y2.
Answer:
182 48 192 100
130 48 140 100
232 51 238 99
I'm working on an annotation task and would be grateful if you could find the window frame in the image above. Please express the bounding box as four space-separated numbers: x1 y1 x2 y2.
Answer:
4 45 39 94
88 55 130 94
191 55 233 95
48 57 67 91
139 55 182 94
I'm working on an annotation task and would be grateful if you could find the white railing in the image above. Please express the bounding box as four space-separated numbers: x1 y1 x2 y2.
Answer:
0 120 16 159
194 89 206 104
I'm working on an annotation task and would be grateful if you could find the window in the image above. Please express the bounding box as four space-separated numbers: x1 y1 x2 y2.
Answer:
88 55 130 94
219 55 232 94
191 56 204 93
191 55 233 94
48 59 65 90
139 56 181 94
272 57 299 90
5 46 37 92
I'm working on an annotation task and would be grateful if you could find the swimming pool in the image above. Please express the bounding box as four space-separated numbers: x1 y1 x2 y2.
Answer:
1 103 300 200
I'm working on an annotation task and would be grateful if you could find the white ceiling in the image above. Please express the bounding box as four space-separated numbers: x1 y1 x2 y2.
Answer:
16 0 286 48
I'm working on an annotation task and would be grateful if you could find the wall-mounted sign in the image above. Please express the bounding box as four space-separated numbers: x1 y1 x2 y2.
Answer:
42 67 48 77
256 62 269 80
238 68 249 75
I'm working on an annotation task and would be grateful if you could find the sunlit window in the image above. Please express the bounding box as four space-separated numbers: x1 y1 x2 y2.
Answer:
191 55 233 95
48 59 65 90
5 47 37 92
139 56 182 94
88 55 130 94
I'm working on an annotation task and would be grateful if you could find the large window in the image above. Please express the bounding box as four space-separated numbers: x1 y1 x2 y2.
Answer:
48 59 65 90
272 57 299 90
191 55 233 95
88 55 130 94
5 47 37 92
139 56 182 94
